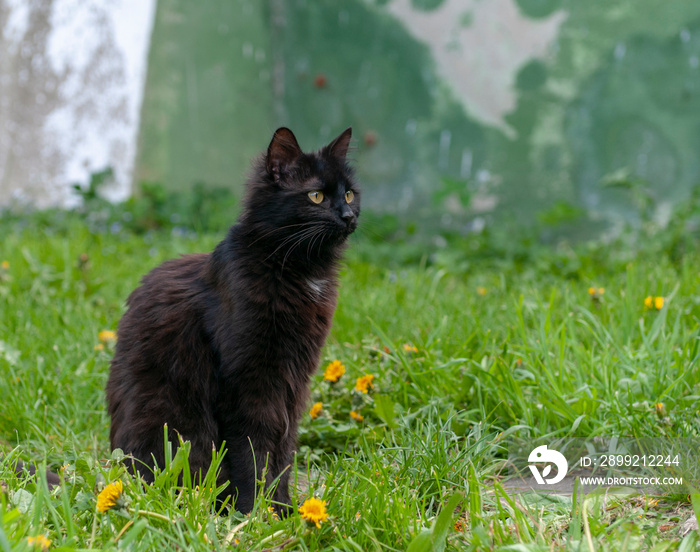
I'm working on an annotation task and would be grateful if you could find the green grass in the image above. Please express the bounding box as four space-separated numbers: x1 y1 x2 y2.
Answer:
1 216 700 550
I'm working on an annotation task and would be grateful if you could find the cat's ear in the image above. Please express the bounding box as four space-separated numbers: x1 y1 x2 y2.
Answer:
325 127 352 160
267 127 303 182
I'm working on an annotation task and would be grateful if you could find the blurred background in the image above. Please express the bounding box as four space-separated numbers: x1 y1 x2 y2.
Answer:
2 0 700 245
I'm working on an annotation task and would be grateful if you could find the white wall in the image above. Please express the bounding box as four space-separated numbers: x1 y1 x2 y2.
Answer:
0 0 156 207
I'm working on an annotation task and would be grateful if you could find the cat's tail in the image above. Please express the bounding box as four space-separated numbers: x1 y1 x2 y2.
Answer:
12 461 61 489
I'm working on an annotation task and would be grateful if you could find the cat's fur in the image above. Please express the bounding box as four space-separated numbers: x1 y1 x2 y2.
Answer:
106 127 359 513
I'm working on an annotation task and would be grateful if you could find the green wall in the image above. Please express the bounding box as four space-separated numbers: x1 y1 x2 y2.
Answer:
136 0 274 190
136 0 700 229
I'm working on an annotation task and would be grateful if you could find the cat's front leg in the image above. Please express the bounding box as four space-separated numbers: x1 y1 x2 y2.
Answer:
223 430 288 514
221 432 260 513
269 435 296 515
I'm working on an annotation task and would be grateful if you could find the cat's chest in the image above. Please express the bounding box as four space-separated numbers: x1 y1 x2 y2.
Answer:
275 275 336 321
214 273 336 379
233 270 337 326
304 278 328 302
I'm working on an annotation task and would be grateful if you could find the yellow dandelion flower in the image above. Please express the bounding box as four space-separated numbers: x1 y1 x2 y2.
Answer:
267 505 280 520
644 296 664 310
350 410 363 422
98 330 117 344
655 402 666 417
402 344 418 353
298 497 328 528
0 261 9 270
354 374 374 394
588 287 605 297
26 535 51 551
644 296 653 309
323 360 345 382
476 286 487 296
309 402 323 419
654 296 664 310
96 480 124 513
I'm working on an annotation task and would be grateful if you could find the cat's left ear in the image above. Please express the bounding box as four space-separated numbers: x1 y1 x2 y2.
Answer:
267 127 303 182
325 127 353 160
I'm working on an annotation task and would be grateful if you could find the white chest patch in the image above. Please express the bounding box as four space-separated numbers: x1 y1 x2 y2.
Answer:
306 278 326 300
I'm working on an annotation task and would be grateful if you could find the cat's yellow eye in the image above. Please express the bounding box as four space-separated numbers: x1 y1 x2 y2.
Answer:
345 190 355 204
308 191 324 204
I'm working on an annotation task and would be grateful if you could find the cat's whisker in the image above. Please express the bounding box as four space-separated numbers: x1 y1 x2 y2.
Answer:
285 225 327 269
281 227 324 271
278 226 322 256
306 232 322 261
275 227 322 268
263 224 325 262
353 223 385 241
318 234 328 253
307 232 319 260
306 232 326 260
306 224 330 260
248 221 322 247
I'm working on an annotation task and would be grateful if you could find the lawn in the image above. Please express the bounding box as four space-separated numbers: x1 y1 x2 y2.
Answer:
1 213 699 551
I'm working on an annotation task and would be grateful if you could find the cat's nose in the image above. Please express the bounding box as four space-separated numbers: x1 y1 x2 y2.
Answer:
340 205 355 222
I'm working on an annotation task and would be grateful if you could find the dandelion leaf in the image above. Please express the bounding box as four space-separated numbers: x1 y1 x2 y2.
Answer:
373 394 396 429
407 491 463 552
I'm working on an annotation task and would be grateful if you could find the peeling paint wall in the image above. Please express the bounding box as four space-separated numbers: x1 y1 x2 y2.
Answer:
0 0 155 207
4 0 700 228
387 0 566 136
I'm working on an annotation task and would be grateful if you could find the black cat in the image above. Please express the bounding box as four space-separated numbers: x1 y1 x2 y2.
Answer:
106 127 359 513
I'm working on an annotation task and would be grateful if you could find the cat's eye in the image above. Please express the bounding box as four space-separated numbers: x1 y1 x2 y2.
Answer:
345 190 355 204
308 191 324 204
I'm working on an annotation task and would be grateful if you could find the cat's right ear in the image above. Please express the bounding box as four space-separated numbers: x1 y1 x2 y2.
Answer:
267 127 303 183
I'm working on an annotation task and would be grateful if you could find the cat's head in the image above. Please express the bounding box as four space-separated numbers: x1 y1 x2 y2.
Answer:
242 127 361 255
